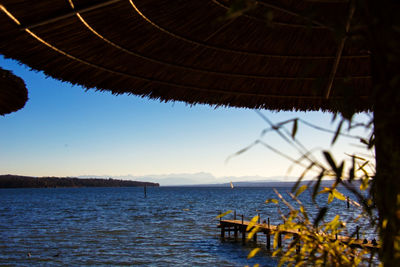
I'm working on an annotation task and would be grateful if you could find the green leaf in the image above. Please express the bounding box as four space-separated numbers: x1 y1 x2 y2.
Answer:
247 247 261 259
331 119 343 145
312 170 325 201
349 155 355 182
225 142 257 163
323 151 338 173
360 138 369 146
335 161 344 182
215 210 232 219
291 118 298 139
292 162 315 193
313 207 328 228
368 134 375 149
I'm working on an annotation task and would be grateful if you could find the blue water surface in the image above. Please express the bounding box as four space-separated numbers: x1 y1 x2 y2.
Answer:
0 187 373 266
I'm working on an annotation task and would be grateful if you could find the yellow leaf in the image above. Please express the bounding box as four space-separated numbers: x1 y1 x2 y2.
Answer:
299 205 304 213
328 193 334 203
319 187 331 194
273 232 280 249
246 215 259 231
360 177 369 191
329 215 340 230
253 264 260 267
265 198 279 204
215 210 232 219
332 189 346 201
382 219 388 229
247 248 261 259
295 185 308 197
247 226 260 240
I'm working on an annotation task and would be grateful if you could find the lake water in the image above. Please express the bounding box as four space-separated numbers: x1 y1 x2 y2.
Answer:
0 187 375 266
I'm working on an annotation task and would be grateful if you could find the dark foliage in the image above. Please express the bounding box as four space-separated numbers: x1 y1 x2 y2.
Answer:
0 174 159 188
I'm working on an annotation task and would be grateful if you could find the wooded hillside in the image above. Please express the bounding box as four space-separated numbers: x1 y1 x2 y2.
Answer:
0 174 159 188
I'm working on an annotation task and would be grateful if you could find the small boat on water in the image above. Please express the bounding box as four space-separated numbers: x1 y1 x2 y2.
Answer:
230 181 234 189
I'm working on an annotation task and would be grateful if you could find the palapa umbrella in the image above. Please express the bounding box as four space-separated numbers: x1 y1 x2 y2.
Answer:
0 67 28 115
0 0 399 264
0 0 372 112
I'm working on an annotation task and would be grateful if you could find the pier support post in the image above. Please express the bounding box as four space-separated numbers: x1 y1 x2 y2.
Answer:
234 226 238 241
221 224 225 239
294 234 300 254
278 232 282 248
356 226 360 240
233 210 237 241
242 227 246 245
266 217 271 250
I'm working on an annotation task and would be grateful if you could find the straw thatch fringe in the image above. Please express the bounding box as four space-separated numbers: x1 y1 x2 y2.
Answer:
0 67 28 115
0 0 372 112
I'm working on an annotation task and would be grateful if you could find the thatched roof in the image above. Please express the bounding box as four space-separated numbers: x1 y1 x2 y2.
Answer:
0 67 28 115
0 0 372 112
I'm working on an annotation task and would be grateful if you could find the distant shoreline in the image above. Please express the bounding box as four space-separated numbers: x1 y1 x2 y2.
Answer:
0 174 159 188
169 179 350 188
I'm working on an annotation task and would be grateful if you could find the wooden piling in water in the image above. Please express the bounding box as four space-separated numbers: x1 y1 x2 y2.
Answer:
241 215 245 245
356 226 360 240
278 231 282 248
218 215 378 252
234 211 238 241
266 217 271 250
242 227 246 245
234 226 238 241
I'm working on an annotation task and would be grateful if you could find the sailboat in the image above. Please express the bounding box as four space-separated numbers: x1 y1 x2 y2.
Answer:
230 181 234 189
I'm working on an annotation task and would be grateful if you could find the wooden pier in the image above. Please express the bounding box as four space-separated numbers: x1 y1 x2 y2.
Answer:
218 215 379 251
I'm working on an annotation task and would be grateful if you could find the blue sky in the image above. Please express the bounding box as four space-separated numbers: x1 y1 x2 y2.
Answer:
0 56 372 183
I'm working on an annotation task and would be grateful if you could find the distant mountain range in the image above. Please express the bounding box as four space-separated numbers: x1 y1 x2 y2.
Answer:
2 173 353 188
184 180 349 188
78 172 304 186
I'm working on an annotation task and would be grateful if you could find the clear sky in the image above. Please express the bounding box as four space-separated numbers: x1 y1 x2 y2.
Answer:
0 56 372 183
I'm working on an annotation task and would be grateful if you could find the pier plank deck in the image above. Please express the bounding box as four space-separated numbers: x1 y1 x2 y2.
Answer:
219 219 379 250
